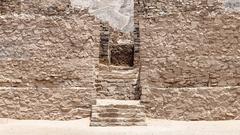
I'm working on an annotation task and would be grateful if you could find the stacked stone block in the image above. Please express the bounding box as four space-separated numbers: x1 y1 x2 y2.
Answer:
95 64 140 100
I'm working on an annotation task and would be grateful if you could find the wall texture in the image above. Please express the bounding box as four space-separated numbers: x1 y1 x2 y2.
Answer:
0 0 100 120
138 0 240 88
137 0 240 120
0 0 21 14
0 13 99 88
0 87 92 120
1 0 240 121
142 86 240 120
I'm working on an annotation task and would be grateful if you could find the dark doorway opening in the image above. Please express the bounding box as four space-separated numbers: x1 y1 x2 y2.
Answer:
110 44 134 67
99 23 135 67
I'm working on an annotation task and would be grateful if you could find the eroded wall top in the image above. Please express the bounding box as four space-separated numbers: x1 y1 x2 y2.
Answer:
71 0 134 32
0 0 134 32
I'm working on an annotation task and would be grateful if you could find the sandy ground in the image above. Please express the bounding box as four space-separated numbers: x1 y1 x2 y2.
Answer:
0 118 240 135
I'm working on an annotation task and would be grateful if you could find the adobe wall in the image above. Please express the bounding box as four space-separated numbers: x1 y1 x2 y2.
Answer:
0 0 100 120
137 0 240 120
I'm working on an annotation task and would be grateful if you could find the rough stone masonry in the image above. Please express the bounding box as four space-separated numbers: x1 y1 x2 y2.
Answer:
0 0 100 120
0 0 240 121
137 0 240 120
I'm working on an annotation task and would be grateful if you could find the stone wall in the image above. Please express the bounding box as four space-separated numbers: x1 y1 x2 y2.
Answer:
95 64 140 100
137 0 240 120
0 0 21 14
0 0 100 119
139 0 240 88
1 0 240 121
142 86 240 120
0 13 99 88
0 87 92 120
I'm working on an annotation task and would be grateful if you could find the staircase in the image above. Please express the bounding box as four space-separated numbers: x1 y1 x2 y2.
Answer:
90 99 146 126
91 64 146 126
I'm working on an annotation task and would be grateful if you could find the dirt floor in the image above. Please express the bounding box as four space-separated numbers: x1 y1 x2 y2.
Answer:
0 118 240 135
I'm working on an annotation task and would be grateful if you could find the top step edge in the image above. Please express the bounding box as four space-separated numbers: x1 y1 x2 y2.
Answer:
95 99 141 106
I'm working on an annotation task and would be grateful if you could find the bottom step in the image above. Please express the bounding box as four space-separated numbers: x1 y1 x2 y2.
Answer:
90 99 147 126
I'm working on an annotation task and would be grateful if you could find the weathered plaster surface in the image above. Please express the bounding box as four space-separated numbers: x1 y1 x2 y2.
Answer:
224 0 240 11
71 0 134 32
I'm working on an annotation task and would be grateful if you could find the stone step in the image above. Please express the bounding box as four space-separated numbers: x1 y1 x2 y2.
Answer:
99 69 138 74
92 105 144 111
91 112 146 118
91 117 146 123
97 74 137 80
95 99 141 105
98 64 136 71
90 121 146 127
90 99 147 127
96 65 139 100
90 117 147 127
96 79 137 83
97 71 138 78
